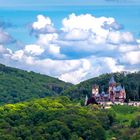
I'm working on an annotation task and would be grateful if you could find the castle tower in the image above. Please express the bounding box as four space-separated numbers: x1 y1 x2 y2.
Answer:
122 86 126 102
109 76 116 102
85 95 88 106
92 84 99 96
109 76 116 87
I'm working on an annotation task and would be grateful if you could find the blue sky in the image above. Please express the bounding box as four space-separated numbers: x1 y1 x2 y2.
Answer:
0 1 140 84
0 0 140 7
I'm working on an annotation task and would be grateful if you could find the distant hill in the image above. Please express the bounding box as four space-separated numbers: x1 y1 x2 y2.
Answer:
0 64 72 105
0 63 140 105
63 72 140 101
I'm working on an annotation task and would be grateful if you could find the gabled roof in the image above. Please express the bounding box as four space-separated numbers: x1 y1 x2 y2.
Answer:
116 85 123 91
109 76 116 85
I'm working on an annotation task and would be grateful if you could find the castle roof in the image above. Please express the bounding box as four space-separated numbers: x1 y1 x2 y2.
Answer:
122 86 126 91
116 85 123 92
101 91 105 95
109 76 116 85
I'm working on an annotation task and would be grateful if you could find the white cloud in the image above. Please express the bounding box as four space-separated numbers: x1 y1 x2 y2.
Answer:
64 28 89 41
121 51 140 65
0 14 140 84
32 15 56 34
59 59 91 83
37 33 58 46
47 44 66 58
0 45 12 58
118 44 138 53
48 44 60 55
34 14 139 57
24 44 44 56
107 31 135 44
62 13 114 35
102 57 124 72
0 45 8 53
36 33 65 58
32 15 52 30
11 50 24 60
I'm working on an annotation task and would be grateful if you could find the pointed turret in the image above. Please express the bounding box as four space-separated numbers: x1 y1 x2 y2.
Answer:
109 76 116 102
109 76 116 86
122 86 125 91
85 95 88 106
92 84 99 96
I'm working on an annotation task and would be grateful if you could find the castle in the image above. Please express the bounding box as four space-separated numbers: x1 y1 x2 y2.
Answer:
85 76 126 105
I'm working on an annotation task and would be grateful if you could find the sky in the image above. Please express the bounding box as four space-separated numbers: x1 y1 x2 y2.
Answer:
0 0 140 84
0 0 140 7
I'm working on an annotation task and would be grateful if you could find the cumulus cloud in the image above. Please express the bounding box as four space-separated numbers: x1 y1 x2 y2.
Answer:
63 29 89 41
0 13 140 84
24 44 44 56
121 51 140 65
0 45 12 58
36 33 66 59
107 31 135 44
47 44 66 59
31 15 56 35
37 33 58 46
11 50 24 60
118 44 138 53
61 13 114 38
102 21 123 31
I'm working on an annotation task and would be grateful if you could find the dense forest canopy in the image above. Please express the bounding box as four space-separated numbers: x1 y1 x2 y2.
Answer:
0 64 71 105
0 96 140 140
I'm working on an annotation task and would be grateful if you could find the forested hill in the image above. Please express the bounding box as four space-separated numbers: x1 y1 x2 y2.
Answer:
63 72 140 101
0 64 72 105
0 63 140 105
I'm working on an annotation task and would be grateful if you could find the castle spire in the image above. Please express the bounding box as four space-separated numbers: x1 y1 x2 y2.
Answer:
85 95 88 106
109 75 116 86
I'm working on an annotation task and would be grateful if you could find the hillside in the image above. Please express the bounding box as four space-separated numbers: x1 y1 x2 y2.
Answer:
0 64 72 105
63 72 140 101
0 63 140 105
0 96 140 140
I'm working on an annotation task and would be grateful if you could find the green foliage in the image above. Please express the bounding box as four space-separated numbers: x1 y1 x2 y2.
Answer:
108 105 140 140
0 96 140 140
131 128 140 140
112 105 139 115
0 64 72 105
131 115 140 128
0 96 107 140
